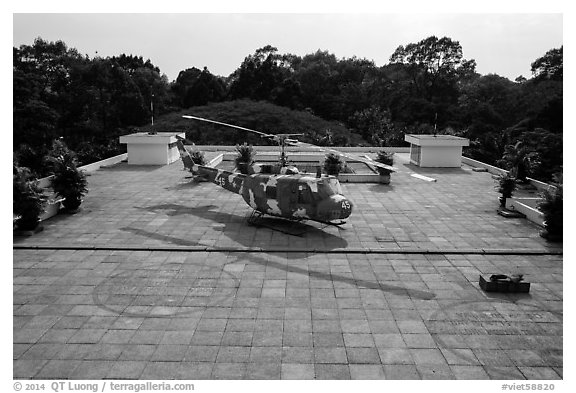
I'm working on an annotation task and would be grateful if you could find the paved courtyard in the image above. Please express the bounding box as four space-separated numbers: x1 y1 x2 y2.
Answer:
13 153 562 380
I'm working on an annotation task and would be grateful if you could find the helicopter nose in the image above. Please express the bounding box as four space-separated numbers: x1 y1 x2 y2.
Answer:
331 195 353 219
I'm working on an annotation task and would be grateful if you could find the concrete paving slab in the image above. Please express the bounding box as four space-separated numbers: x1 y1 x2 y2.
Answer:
281 363 314 379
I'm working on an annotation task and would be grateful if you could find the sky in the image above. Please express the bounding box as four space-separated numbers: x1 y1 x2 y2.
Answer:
12 12 563 82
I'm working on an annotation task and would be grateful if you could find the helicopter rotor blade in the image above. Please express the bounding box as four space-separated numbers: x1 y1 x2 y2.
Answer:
286 140 398 172
182 115 307 148
182 115 272 138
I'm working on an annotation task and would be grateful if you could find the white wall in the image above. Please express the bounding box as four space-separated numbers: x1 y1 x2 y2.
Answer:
126 144 170 165
420 146 463 167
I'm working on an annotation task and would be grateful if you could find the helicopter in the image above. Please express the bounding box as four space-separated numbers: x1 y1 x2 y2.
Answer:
175 115 423 228
176 136 353 227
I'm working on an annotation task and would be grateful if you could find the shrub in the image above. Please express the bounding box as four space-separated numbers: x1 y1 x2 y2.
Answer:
46 140 88 211
234 143 255 174
498 141 541 183
190 150 207 166
323 152 343 176
14 144 49 178
538 173 562 241
75 140 125 166
495 172 516 207
13 164 47 230
374 150 395 175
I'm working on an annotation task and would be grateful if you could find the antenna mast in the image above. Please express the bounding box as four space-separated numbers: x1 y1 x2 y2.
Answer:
151 93 154 126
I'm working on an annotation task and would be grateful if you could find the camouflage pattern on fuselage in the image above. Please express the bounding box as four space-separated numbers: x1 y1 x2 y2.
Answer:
175 139 353 223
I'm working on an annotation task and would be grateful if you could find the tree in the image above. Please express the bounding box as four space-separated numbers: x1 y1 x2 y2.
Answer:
172 67 202 104
389 36 477 107
13 38 84 148
457 74 522 132
294 51 376 122
229 45 299 106
348 106 402 146
531 46 562 82
14 37 171 169
171 67 226 108
498 141 541 183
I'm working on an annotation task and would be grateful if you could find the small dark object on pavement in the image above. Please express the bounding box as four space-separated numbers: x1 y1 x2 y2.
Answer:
479 274 530 293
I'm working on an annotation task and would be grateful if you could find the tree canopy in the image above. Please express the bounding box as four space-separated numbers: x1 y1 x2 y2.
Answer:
13 36 562 181
531 46 563 81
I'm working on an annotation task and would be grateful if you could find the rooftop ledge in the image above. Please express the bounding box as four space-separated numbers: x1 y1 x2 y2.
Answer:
404 134 470 147
119 132 185 143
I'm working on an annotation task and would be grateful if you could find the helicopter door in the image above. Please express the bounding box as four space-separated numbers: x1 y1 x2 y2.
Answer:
274 180 297 214
295 183 315 217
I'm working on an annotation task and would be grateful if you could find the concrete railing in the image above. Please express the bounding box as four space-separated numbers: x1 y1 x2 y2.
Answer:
207 153 224 168
78 153 128 172
193 145 410 154
462 156 508 176
526 177 557 193
505 197 545 227
462 156 561 228
462 156 557 193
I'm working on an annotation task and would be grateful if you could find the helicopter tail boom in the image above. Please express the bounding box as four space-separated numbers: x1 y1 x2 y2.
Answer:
176 137 246 194
175 139 198 173
195 166 246 195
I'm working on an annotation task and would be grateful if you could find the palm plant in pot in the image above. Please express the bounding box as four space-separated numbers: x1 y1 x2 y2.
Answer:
495 172 517 207
13 164 47 232
234 143 255 174
47 140 88 212
499 141 541 184
323 152 343 176
537 173 562 242
374 150 394 184
190 150 207 166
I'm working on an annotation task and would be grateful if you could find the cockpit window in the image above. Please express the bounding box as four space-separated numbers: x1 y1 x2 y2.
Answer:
328 178 343 195
316 178 343 199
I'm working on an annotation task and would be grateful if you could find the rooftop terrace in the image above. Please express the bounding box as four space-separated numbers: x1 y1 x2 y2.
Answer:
13 152 562 380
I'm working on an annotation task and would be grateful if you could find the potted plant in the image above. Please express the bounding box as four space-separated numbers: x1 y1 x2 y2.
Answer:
190 150 207 166
234 143 255 174
374 150 395 184
13 165 47 232
499 141 541 184
537 174 562 242
495 173 517 207
323 152 343 176
47 140 88 212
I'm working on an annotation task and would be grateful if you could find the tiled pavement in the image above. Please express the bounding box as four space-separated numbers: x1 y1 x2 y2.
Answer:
13 154 562 379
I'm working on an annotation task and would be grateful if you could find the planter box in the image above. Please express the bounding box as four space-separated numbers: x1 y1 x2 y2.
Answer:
505 197 544 227
405 134 469 167
479 275 530 293
497 206 526 219
119 132 185 165
35 176 65 222
39 195 65 221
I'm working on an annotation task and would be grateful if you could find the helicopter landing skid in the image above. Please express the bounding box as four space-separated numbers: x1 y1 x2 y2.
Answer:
318 220 347 227
246 210 310 237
